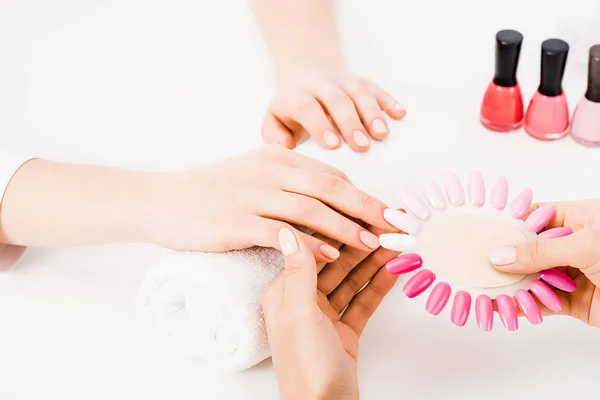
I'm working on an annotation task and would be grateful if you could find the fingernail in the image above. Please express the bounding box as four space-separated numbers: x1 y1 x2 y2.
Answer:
426 282 451 315
398 191 431 220
468 172 485 207
538 227 573 239
496 294 519 331
421 177 446 211
488 247 516 266
371 119 388 135
402 269 435 298
525 204 556 232
515 289 543 325
319 244 340 261
475 295 494 331
386 253 423 274
539 268 577 293
393 103 407 118
509 188 533 219
278 228 298 255
383 209 420 235
529 280 563 312
451 290 471 326
323 130 340 148
359 231 380 250
353 130 370 147
444 172 465 206
490 176 508 210
379 233 417 252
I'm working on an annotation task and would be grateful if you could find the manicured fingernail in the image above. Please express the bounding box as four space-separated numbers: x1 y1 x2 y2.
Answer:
468 172 485 207
323 130 340 148
539 269 577 293
393 103 407 118
488 247 516 266
278 228 298 255
515 289 543 325
490 176 508 210
538 227 573 239
496 294 519 331
398 191 431 220
529 280 563 312
386 253 423 274
383 208 420 235
525 204 556 232
353 130 370 147
451 291 471 326
379 233 417 252
319 244 340 260
509 188 533 219
426 282 451 315
444 172 465 206
422 177 446 211
403 269 435 298
371 119 388 135
359 231 380 249
475 295 493 331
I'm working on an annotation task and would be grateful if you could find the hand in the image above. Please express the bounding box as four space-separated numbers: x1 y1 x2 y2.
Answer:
146 144 393 261
262 226 399 400
488 200 600 327
262 68 406 152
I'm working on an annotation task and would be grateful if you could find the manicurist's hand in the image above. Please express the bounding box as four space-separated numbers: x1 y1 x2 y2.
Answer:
262 225 399 400
488 200 600 327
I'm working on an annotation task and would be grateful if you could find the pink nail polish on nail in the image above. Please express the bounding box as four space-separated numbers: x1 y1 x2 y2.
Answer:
444 173 465 206
422 178 446 211
496 294 519 330
425 282 451 315
538 226 573 239
398 191 431 220
530 280 563 312
490 176 509 210
515 289 543 325
468 172 485 207
539 268 577 293
386 254 423 275
451 290 471 326
509 188 533 219
475 295 493 331
525 204 556 232
403 269 435 298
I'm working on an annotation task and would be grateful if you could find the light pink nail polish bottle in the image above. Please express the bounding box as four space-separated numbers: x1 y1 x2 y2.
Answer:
571 45 600 147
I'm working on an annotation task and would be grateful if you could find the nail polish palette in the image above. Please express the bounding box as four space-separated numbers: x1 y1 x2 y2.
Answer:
381 173 577 331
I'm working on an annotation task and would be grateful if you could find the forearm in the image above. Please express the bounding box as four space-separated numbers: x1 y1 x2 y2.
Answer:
249 0 345 80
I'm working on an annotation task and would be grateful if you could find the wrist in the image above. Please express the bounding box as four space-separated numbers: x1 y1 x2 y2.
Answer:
273 47 345 84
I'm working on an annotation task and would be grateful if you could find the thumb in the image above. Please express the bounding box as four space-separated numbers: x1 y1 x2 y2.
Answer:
262 113 296 149
489 229 600 274
278 227 317 305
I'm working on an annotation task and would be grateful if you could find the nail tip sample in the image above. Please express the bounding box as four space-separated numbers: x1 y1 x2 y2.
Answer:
425 282 451 315
509 188 533 219
491 176 509 210
383 208 420 235
422 178 447 211
475 295 494 331
496 294 519 331
525 204 556 232
539 268 577 293
515 289 543 325
403 269 435 298
398 191 431 221
451 290 471 326
530 280 564 312
444 173 465 206
386 253 423 275
468 172 486 207
379 233 417 252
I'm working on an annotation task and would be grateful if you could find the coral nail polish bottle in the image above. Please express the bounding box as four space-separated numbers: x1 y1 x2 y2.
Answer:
480 30 524 132
525 39 570 140
571 45 600 147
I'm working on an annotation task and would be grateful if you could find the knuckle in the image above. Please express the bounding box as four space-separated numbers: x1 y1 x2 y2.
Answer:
316 172 343 193
526 240 545 263
361 193 381 214
290 196 318 219
293 95 319 114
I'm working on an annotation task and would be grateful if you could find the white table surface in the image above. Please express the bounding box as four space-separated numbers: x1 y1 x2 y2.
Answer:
1 0 600 398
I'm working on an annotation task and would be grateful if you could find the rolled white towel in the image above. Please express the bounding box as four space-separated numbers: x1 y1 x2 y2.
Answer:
136 246 285 372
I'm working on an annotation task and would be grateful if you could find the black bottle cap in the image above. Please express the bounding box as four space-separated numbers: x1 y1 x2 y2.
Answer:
493 30 523 87
538 39 569 97
585 45 600 103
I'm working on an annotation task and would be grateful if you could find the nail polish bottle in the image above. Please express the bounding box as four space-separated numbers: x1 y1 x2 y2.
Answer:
571 45 600 147
480 30 524 132
524 39 570 140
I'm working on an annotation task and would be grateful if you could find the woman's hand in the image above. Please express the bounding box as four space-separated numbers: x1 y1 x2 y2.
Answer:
146 144 393 261
262 225 399 400
488 200 600 327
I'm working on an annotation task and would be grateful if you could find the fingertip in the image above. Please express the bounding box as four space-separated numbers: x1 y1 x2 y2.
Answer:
278 227 299 256
369 118 389 141
322 130 342 150
350 130 370 152
387 103 407 120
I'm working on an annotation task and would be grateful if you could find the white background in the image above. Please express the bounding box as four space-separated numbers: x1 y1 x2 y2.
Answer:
1 0 600 398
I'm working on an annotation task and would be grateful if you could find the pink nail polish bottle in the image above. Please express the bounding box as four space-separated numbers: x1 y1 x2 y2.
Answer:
524 39 570 141
571 45 600 147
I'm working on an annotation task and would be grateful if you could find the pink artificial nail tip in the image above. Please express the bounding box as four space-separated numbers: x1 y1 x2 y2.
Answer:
515 289 543 325
451 291 471 326
425 282 451 315
525 204 556 232
496 294 519 331
422 178 447 211
403 269 435 298
538 227 573 239
539 269 577 293
509 188 533 219
444 173 465 206
490 176 508 210
475 295 493 331
530 280 563 312
468 172 485 207
386 254 423 275
398 191 431 221
383 209 420 235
